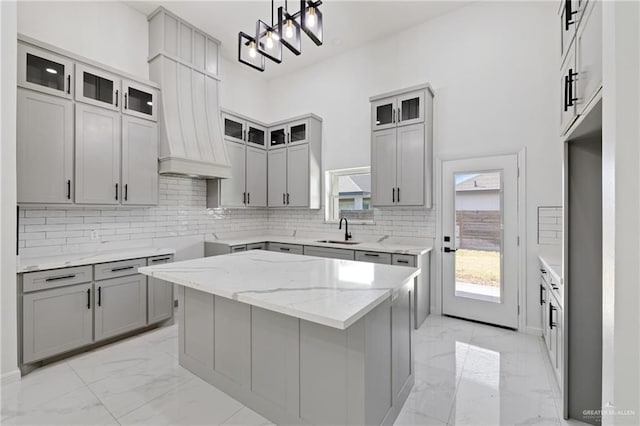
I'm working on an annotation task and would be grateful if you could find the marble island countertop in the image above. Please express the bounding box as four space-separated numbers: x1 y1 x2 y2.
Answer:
17 247 176 273
206 232 433 256
139 250 420 330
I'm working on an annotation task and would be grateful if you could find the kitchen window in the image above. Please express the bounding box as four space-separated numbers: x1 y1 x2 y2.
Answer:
325 167 373 223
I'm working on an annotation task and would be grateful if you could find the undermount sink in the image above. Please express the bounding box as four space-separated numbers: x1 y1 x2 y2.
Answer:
316 240 361 245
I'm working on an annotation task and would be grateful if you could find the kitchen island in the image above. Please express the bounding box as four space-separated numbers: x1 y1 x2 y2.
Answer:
139 250 419 425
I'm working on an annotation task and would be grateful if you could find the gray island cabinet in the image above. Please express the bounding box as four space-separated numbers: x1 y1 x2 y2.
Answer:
139 250 418 425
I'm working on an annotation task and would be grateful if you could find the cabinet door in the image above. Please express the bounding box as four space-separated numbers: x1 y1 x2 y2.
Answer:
95 275 147 341
75 64 120 111
147 255 174 324
287 144 309 207
17 89 74 204
560 48 578 135
122 80 158 122
371 128 397 206
75 104 121 204
576 0 602 115
288 119 308 146
559 0 577 62
268 148 288 207
396 123 425 206
220 141 246 207
397 91 425 127
371 97 397 131
122 116 159 205
18 44 73 99
246 146 267 207
23 283 93 364
392 282 413 400
268 126 287 148
246 122 267 148
223 113 246 144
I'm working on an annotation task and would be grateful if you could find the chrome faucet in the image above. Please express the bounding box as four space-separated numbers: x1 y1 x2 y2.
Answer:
339 217 352 241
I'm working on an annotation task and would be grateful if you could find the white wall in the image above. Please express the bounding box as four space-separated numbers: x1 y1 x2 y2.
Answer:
265 1 561 331
219 57 270 123
1 0 19 383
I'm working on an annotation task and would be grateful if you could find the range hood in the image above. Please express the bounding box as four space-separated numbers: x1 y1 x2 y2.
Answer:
147 8 231 179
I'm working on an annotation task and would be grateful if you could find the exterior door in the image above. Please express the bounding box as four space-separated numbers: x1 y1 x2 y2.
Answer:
75 104 121 204
221 141 246 207
246 146 267 207
442 155 519 329
268 148 287 207
287 144 309 207
17 89 74 204
396 123 425 206
94 275 147 341
122 116 158 205
371 128 397 206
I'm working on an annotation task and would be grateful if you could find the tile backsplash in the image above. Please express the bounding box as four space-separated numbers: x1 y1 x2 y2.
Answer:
538 206 563 245
18 176 436 257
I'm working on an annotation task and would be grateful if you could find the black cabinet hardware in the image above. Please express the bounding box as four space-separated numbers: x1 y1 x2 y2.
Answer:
540 268 547 274
45 274 76 282
397 187 400 203
124 184 128 201
549 303 557 329
444 247 457 253
392 108 396 124
111 265 134 272
67 75 71 94
115 90 118 107
564 75 569 112
539 284 545 306
283 193 286 205
280 247 290 251
567 68 578 107
397 107 401 123
67 179 71 199
247 193 250 204
124 93 128 109
243 129 247 141
564 0 577 30
115 183 118 200
87 288 91 309
392 188 395 203
396 259 409 264
243 192 246 204
151 257 171 262
287 193 290 205
98 286 102 307
364 253 379 257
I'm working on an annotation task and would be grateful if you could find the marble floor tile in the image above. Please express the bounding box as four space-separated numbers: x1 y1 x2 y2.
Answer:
221 406 275 426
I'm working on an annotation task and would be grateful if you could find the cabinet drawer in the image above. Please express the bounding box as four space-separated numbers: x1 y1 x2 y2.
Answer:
94 258 147 281
268 242 303 255
303 246 355 260
247 242 267 250
148 254 174 265
355 251 392 264
391 254 416 267
231 245 247 253
23 265 92 293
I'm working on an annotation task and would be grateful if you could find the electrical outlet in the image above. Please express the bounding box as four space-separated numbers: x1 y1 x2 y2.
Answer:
90 230 100 240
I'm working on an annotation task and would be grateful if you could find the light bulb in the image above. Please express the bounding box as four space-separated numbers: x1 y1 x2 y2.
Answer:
285 20 294 38
306 7 316 28
266 31 274 49
45 68 57 74
249 41 257 58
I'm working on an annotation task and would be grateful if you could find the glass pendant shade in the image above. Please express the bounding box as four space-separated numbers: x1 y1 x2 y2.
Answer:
278 6 302 56
257 20 283 64
301 0 323 46
238 32 265 72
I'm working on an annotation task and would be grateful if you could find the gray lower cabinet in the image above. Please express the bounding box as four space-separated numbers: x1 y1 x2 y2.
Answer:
94 274 147 341
303 246 355 260
268 242 304 255
247 242 267 250
22 282 93 364
355 251 392 264
147 255 175 324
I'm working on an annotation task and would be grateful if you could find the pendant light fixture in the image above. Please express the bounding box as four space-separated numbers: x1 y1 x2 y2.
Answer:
238 0 323 71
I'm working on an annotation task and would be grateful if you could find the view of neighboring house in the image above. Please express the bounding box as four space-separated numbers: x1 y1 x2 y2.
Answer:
455 172 501 251
338 173 371 211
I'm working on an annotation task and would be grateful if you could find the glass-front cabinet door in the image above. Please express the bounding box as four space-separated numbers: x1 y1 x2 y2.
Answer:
371 98 397 131
18 44 74 99
397 90 425 127
122 80 158 122
223 114 246 144
288 120 308 146
75 64 120 111
246 122 266 148
269 126 287 148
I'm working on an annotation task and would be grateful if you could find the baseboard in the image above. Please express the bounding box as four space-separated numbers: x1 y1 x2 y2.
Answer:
1 369 21 385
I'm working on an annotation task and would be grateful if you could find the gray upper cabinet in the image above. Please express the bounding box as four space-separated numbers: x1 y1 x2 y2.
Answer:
559 0 578 63
122 116 159 205
287 144 310 207
268 148 288 207
122 80 158 122
246 146 267 207
18 43 73 99
17 89 74 204
560 42 578 135
576 0 602 115
288 119 308 146
268 125 288 148
220 140 247 207
75 64 120 111
371 97 397 131
147 255 175 324
371 86 432 208
22 282 93 364
75 103 121 204
223 113 246 144
94 274 147 341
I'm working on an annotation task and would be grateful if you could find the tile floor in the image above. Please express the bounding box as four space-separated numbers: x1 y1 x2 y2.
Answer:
1 315 579 425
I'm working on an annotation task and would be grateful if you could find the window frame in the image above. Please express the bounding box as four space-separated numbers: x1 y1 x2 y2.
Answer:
324 167 374 224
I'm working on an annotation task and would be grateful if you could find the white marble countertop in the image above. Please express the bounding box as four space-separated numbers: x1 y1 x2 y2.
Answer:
206 231 433 256
538 247 562 284
139 250 420 330
17 247 176 273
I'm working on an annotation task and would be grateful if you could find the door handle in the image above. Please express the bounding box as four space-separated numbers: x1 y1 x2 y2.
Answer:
392 188 395 203
397 107 401 123
87 288 91 309
124 184 128 201
283 193 286 205
67 179 71 199
67 75 71 94
397 187 400 203
444 247 457 253
115 183 118 201
540 284 545 306
115 90 119 107
124 93 128 109
287 193 290 205
564 0 577 30
243 192 246 204
247 192 250 205
98 286 102 307
568 68 578 107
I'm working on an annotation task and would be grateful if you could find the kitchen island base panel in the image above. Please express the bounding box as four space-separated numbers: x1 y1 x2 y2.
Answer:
178 283 414 426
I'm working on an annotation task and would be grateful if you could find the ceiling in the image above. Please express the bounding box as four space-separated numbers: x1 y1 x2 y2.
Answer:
127 1 470 80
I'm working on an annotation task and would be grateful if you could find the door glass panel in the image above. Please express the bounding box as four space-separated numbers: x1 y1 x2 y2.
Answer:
83 72 113 105
376 103 393 126
290 123 306 143
225 118 243 140
26 53 65 91
454 171 502 303
247 126 265 146
401 97 420 121
270 128 286 147
127 87 153 116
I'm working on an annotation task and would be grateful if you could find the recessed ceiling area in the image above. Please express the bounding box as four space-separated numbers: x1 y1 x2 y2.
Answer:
126 1 471 79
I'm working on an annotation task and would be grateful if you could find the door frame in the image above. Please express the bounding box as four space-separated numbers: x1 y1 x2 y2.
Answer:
435 150 526 331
